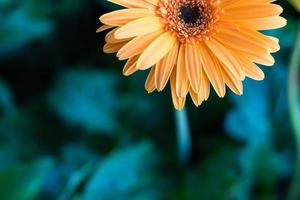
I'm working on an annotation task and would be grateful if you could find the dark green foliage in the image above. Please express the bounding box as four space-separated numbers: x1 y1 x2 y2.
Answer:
0 0 299 200
83 141 160 200
48 68 120 134
0 158 54 200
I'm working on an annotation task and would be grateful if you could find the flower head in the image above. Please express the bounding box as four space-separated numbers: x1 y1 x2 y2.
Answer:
98 0 286 110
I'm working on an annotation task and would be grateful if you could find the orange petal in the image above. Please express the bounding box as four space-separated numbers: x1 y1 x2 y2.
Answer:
100 8 155 26
205 38 244 80
198 43 226 98
185 43 202 93
239 57 265 80
96 25 113 33
155 41 179 91
170 70 186 110
117 30 162 60
105 28 131 44
103 42 127 53
200 72 211 101
176 44 190 98
189 89 203 107
233 16 287 30
115 17 163 39
145 67 156 93
222 4 283 20
144 0 159 6
137 32 177 70
123 55 139 76
220 63 243 95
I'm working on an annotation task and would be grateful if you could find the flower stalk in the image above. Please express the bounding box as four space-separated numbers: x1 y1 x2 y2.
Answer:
175 108 191 165
287 24 300 200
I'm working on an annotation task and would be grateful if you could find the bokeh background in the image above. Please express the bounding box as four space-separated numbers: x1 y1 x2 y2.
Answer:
0 0 299 200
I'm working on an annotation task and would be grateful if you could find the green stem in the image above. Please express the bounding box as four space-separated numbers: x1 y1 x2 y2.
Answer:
287 24 300 200
175 108 191 165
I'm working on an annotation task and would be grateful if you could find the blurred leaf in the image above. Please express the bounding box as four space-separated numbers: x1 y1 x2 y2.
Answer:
0 7 54 59
225 65 289 199
48 68 120 135
173 148 238 200
61 143 99 168
40 164 74 199
225 79 270 143
0 78 14 115
0 109 39 169
252 146 280 190
232 144 280 200
83 141 160 200
41 144 99 199
289 0 300 11
0 158 54 200
58 162 95 200
225 65 288 143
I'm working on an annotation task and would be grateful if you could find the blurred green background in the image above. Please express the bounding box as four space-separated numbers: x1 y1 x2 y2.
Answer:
0 0 299 200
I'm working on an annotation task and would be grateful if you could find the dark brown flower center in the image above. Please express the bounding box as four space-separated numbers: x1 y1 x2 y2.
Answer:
157 0 222 43
179 5 201 25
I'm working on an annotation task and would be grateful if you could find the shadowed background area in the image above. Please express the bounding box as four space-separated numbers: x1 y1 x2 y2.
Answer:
0 0 299 200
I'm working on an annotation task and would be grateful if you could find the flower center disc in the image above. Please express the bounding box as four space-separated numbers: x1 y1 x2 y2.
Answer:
157 0 221 43
179 5 201 25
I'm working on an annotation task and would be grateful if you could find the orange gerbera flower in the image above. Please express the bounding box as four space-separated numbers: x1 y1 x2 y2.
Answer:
97 0 286 110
